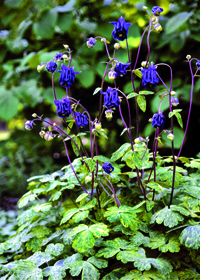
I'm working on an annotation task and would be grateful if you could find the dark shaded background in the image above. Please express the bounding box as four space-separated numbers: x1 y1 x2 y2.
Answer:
0 0 200 198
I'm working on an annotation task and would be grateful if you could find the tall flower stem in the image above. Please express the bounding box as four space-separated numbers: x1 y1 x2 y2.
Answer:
60 133 90 197
177 59 195 160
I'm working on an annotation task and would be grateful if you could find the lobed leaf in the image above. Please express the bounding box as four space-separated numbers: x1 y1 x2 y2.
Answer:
180 225 200 249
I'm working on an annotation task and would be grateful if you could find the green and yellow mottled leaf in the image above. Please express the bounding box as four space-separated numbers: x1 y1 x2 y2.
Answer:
70 260 100 280
45 243 64 256
13 260 43 280
137 95 146 112
63 253 83 269
150 206 184 228
72 210 89 223
180 225 200 249
111 143 131 161
18 191 37 208
43 266 66 280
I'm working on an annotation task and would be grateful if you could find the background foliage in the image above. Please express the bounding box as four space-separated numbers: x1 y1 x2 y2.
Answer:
0 0 200 198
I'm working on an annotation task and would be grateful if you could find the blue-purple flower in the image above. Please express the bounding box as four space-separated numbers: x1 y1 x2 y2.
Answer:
152 6 164 16
55 52 63 61
110 16 131 41
100 87 120 109
196 61 200 67
102 162 114 174
46 61 57 73
171 97 179 106
152 113 165 128
58 65 81 88
114 62 131 77
141 64 159 88
54 98 71 118
75 112 88 128
25 120 34 130
86 37 96 48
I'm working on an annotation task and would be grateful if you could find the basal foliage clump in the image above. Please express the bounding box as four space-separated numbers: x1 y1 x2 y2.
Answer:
2 5 200 280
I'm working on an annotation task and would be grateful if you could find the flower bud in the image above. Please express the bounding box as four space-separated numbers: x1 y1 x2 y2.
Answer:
149 118 152 122
105 109 114 119
186 55 191 60
37 64 45 72
53 122 57 127
39 131 45 138
134 137 144 144
85 175 92 184
167 133 175 141
32 113 37 118
95 122 102 130
25 121 34 130
114 43 120 49
171 91 176 96
108 70 116 80
141 61 149 68
143 6 148 10
171 97 179 106
63 44 69 49
44 131 54 141
154 23 162 32
87 37 96 48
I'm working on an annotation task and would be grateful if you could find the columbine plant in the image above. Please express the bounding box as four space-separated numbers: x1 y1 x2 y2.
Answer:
2 6 200 280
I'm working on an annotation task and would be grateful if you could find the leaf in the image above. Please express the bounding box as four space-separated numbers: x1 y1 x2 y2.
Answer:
87 256 108 269
130 231 150 247
165 12 193 35
69 260 100 280
27 251 53 266
60 208 79 225
139 91 154 95
133 257 173 277
95 129 108 139
69 223 109 252
26 237 46 252
104 205 138 230
5 0 24 8
102 268 127 280
0 86 19 121
180 225 200 249
127 92 138 99
133 69 142 78
63 253 83 269
111 143 131 161
13 260 43 280
93 87 102 95
33 9 58 39
43 266 66 280
175 112 183 128
120 269 167 280
85 158 96 172
76 193 89 202
31 225 51 238
150 206 184 228
18 191 37 208
137 95 146 112
72 210 89 223
45 243 64 256
134 151 142 169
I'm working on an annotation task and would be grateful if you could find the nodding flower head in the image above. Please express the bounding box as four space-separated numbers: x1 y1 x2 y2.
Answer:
152 6 164 16
75 112 88 128
54 98 71 118
100 87 120 109
102 162 114 174
141 64 159 88
58 65 81 88
55 52 63 62
46 61 57 73
25 120 34 130
196 60 200 67
86 37 96 48
110 16 131 41
114 62 131 77
171 97 179 106
152 113 165 129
